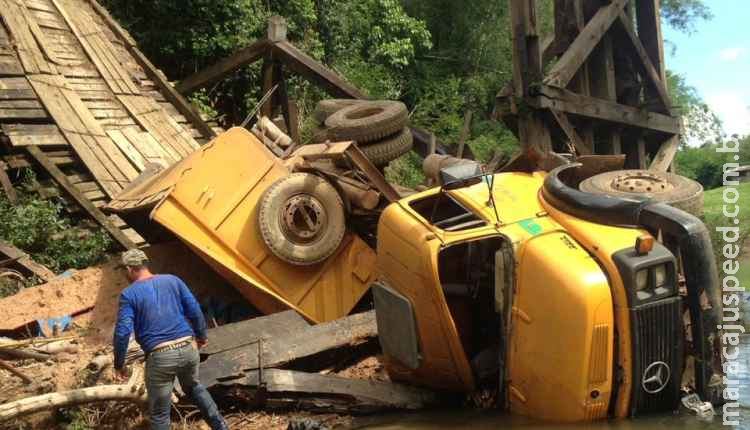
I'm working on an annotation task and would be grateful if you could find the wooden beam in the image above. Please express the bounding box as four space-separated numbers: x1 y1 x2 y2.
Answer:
175 39 270 95
456 111 473 158
536 85 681 134
0 238 56 282
650 135 679 171
550 109 591 154
0 161 17 204
25 146 137 250
615 12 671 113
200 310 376 387
219 369 438 413
544 0 629 89
271 41 366 99
84 0 216 140
635 0 666 81
260 56 275 119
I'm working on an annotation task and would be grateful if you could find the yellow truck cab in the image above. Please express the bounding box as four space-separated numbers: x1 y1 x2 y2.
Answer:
372 162 722 421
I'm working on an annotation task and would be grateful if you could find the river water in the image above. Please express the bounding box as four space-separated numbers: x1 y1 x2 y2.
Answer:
355 336 750 430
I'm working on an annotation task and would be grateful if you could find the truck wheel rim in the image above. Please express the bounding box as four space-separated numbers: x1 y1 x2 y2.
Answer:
280 194 327 244
611 171 674 194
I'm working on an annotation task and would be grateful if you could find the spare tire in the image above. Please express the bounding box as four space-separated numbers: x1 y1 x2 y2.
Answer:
579 169 704 217
258 173 346 266
359 128 414 166
313 99 366 124
325 101 408 143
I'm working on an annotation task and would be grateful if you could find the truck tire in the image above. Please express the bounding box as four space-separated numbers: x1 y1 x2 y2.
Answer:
313 99 365 124
258 173 346 266
325 101 408 143
579 169 704 217
359 128 413 166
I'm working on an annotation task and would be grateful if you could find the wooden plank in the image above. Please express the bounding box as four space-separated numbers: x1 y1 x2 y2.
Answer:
26 146 137 249
536 85 681 134
615 12 671 113
0 108 47 119
220 369 438 413
176 39 270 95
543 0 629 88
0 238 56 281
201 311 377 387
201 310 310 355
84 0 215 140
50 0 140 95
58 63 99 78
272 41 366 99
28 74 138 196
120 127 172 166
0 0 56 74
106 129 145 170
117 94 197 160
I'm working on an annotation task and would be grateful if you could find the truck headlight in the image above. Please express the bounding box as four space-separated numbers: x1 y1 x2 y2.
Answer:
654 264 667 287
635 270 649 291
613 242 678 304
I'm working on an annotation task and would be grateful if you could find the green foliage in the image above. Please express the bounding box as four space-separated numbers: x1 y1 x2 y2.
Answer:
0 174 113 274
103 0 713 172
385 152 426 189
661 0 712 33
667 71 724 147
703 181 750 267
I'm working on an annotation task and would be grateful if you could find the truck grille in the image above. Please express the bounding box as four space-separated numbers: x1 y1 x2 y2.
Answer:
630 297 683 415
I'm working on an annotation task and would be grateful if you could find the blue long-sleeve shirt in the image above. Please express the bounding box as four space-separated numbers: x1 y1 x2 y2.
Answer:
113 274 207 369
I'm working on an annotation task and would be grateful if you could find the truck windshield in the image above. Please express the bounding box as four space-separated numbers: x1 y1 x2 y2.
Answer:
409 192 486 232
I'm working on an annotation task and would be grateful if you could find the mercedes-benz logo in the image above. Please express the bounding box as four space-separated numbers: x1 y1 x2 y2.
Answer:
642 361 671 394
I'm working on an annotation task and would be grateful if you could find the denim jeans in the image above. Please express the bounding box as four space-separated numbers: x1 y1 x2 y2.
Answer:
145 343 228 430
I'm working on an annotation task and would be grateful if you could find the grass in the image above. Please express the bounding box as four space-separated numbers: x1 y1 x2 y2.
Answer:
702 181 750 289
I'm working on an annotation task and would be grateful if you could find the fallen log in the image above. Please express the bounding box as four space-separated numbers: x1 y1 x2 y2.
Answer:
0 368 146 422
0 348 52 361
32 340 78 355
219 369 439 414
0 358 31 384
200 311 377 387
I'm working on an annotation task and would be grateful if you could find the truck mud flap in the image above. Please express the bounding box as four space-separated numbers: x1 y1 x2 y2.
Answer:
542 163 722 403
372 282 420 370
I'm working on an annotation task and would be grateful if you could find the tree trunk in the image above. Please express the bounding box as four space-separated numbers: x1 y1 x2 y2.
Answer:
0 369 145 421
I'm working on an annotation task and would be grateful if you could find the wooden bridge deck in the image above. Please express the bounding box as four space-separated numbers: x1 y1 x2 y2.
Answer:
0 0 218 248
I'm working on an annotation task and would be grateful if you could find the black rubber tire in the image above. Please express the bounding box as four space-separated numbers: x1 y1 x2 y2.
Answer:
325 101 408 143
313 99 366 124
579 169 704 217
359 128 414 166
258 173 346 266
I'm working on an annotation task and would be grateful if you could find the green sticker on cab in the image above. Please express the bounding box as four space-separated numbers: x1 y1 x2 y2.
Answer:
518 219 543 235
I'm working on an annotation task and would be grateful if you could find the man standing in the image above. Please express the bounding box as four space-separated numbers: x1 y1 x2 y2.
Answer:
113 249 228 430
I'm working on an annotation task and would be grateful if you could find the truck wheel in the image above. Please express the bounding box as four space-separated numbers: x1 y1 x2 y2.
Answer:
258 173 346 266
359 128 413 166
579 169 704 217
313 99 365 124
325 101 408 143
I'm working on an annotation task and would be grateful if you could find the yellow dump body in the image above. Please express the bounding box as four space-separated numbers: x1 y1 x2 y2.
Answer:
113 128 374 323
377 171 648 421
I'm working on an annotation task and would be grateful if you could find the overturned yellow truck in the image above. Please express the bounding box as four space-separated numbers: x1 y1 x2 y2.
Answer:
107 127 722 422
